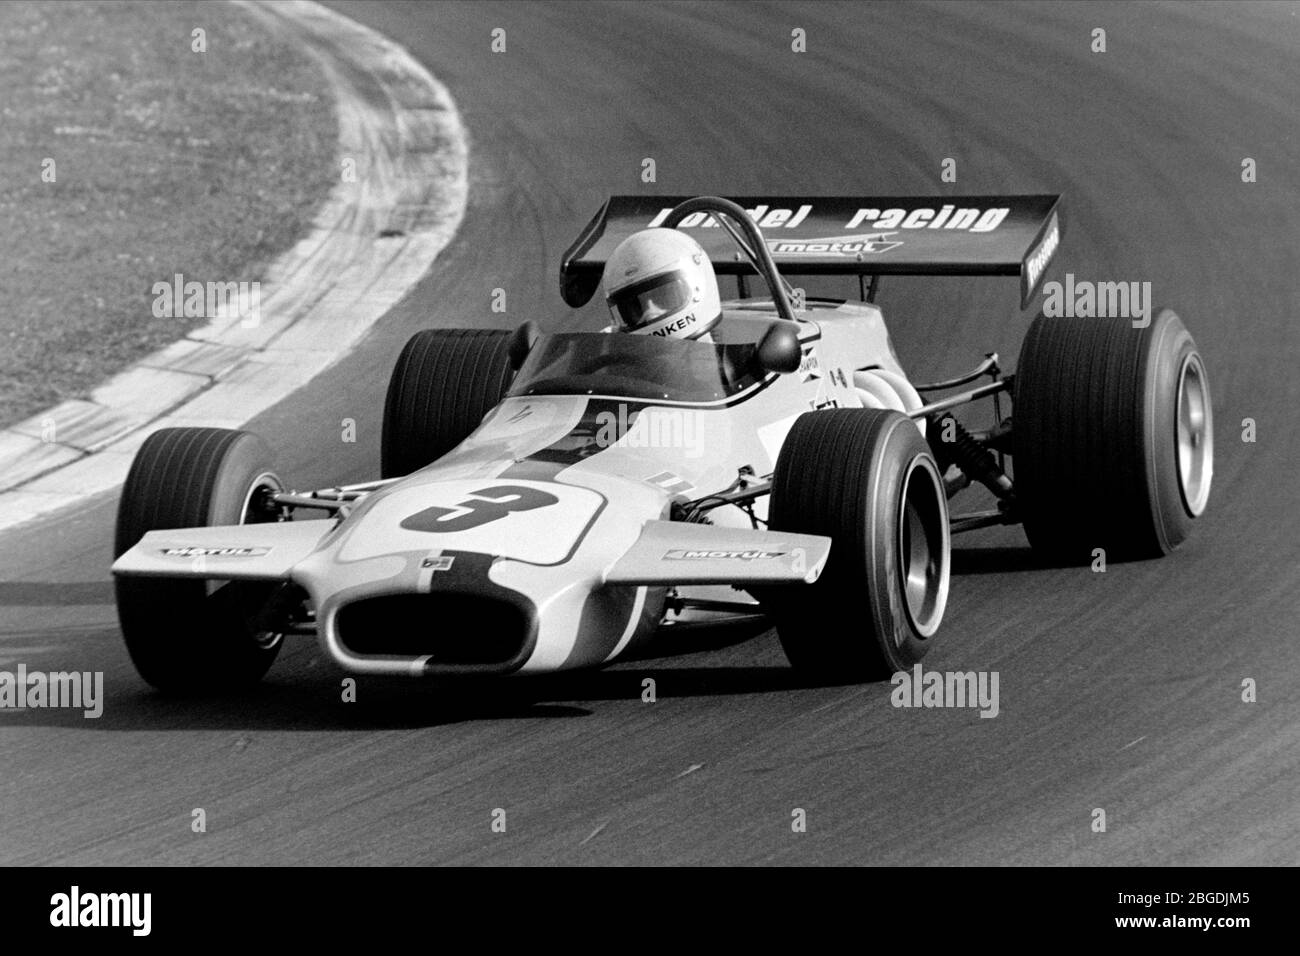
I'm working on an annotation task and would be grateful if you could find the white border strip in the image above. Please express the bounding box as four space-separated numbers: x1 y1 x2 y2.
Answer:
0 0 468 533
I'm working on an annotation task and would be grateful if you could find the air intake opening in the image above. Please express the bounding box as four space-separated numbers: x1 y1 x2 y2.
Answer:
337 594 531 666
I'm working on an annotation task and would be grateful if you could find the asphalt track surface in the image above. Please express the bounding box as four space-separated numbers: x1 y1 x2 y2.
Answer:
2 0 1297 865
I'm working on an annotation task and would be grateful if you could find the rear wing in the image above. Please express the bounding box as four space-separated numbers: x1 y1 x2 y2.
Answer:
561 194 1062 309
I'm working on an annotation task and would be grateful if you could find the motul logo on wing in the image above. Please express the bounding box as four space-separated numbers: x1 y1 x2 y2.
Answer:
664 548 788 560
768 234 902 256
161 546 269 557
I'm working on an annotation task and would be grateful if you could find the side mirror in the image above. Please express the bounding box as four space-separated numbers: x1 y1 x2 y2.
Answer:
507 320 539 370
756 321 801 374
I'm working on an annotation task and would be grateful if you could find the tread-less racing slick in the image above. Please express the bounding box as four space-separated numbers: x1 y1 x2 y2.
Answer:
111 195 1214 692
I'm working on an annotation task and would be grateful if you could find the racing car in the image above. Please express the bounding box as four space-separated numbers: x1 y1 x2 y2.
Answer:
111 195 1213 692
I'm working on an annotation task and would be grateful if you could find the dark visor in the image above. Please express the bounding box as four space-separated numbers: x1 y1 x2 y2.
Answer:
608 271 693 330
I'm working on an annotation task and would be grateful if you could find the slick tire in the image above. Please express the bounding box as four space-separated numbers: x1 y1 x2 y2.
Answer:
381 329 515 478
114 428 286 693
1013 309 1213 562
766 408 950 681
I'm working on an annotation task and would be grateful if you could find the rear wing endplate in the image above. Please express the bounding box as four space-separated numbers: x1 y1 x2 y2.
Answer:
561 194 1062 309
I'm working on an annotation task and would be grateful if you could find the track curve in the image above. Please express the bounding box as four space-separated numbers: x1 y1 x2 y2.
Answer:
2 0 1297 865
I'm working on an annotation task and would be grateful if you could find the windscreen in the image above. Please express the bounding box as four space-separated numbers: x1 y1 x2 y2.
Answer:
508 330 767 404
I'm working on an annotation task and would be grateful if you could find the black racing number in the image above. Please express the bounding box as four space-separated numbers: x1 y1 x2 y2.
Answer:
400 485 559 533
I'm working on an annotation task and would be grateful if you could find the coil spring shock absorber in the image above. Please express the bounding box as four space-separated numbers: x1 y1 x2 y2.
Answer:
932 413 1014 500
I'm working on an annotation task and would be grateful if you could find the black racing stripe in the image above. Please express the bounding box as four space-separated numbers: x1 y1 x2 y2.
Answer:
421 550 538 676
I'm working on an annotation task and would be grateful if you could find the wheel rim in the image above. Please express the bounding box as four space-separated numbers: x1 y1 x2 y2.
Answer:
896 457 949 639
1175 353 1213 517
240 471 283 525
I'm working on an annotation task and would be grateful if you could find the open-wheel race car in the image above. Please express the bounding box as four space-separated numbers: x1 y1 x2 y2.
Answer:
111 195 1213 692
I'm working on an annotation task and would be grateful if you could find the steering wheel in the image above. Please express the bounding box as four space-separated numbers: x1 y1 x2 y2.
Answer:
659 197 798 322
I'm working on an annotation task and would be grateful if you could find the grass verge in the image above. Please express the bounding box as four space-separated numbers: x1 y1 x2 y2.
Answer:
0 0 338 428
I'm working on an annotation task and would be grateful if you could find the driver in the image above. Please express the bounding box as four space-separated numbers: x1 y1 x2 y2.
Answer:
602 228 721 342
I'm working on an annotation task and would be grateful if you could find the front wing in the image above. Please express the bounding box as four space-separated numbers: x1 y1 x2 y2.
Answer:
603 520 830 586
111 520 334 581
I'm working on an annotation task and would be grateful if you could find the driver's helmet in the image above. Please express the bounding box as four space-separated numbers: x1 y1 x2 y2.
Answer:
603 228 721 340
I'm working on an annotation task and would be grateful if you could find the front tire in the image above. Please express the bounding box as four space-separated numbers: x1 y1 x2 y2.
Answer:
766 409 950 681
1012 308 1213 561
114 428 286 693
381 329 515 478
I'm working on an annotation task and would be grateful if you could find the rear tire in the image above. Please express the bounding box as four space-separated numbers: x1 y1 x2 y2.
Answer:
766 409 950 681
114 428 286 693
1012 308 1213 561
381 329 515 478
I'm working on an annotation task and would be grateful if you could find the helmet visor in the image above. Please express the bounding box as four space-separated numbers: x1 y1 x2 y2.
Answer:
608 271 694 331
